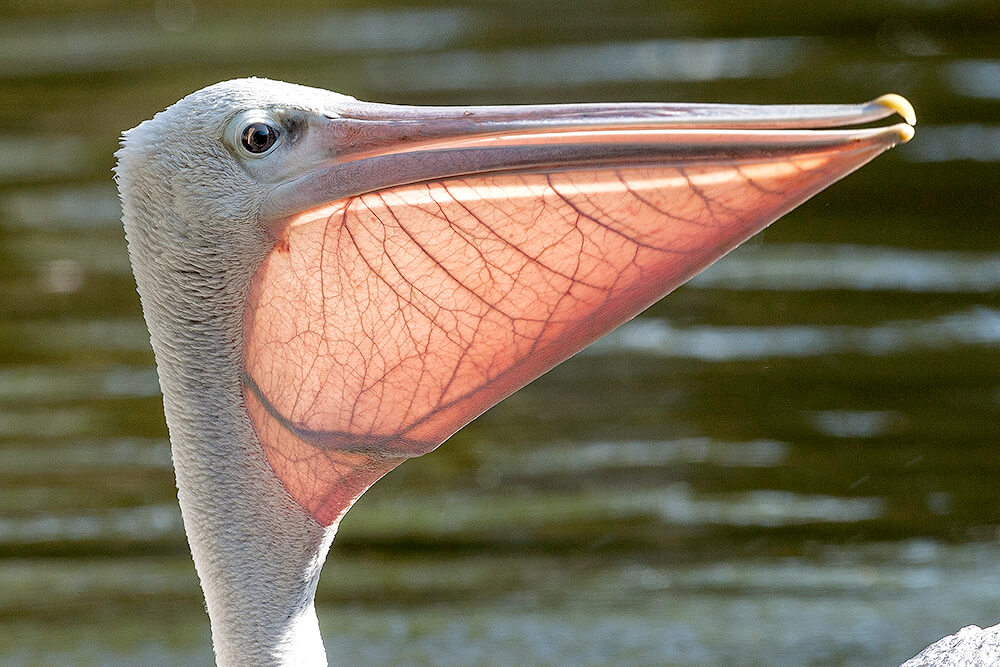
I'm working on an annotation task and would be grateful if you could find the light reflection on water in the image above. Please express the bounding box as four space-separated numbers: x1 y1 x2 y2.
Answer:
0 366 159 401
2 438 169 474
366 37 805 91
902 124 1000 162
0 1 998 665
2 185 121 229
807 410 899 438
0 8 474 76
501 438 789 473
590 307 1000 360
690 244 1000 292
947 59 1000 100
0 135 90 181
0 504 181 544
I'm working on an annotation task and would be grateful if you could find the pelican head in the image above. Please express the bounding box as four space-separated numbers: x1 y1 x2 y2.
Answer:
116 78 913 665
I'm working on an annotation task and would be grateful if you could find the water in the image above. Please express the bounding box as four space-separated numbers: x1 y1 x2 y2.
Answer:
1 2 998 665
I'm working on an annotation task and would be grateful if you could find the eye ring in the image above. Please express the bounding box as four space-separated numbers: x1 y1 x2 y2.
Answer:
227 110 283 158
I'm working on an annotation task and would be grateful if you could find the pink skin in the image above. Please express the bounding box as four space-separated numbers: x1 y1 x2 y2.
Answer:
242 104 912 526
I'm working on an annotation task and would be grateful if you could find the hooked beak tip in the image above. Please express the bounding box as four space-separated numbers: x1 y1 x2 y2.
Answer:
874 93 917 127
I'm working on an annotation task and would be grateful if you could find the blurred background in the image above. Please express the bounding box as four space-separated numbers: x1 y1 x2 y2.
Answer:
1 1 999 664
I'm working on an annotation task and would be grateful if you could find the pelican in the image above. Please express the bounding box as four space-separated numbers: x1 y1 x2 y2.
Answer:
115 78 914 665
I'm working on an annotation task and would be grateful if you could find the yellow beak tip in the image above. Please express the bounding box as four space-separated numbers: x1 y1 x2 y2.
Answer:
875 94 917 126
896 123 916 143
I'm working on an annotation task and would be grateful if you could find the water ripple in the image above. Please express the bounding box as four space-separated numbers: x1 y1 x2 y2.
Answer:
691 244 1000 293
0 136 89 183
614 484 884 526
496 438 788 475
590 308 1000 360
901 124 1000 163
2 438 170 474
2 185 121 230
947 60 1000 100
367 37 805 92
0 8 472 76
0 365 159 401
0 504 181 544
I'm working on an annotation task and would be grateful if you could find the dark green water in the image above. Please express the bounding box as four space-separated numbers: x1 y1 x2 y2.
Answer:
1 2 998 664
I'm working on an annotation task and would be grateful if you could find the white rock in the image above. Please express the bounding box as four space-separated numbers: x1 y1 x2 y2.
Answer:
902 623 1000 667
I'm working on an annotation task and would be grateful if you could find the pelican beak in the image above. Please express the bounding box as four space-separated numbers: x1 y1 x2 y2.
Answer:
261 93 914 226
246 91 914 525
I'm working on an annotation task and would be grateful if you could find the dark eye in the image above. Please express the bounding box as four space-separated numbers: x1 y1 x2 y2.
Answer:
241 122 279 154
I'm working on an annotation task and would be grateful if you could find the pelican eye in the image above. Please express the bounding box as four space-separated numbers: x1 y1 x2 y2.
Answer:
227 110 283 159
241 122 279 154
